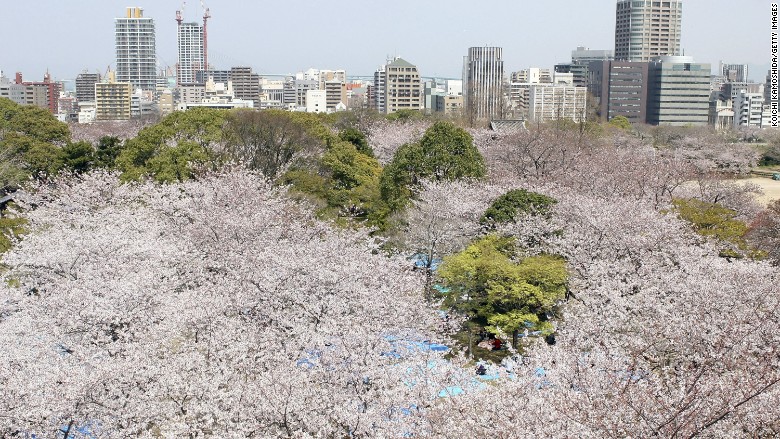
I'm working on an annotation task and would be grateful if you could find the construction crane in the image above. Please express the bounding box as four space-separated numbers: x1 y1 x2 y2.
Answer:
202 1 211 73
175 2 185 26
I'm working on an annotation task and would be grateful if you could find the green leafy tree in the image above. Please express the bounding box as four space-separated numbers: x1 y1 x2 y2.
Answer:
116 108 225 182
338 127 373 157
480 189 557 228
62 141 95 174
285 139 382 226
0 98 71 189
438 235 567 348
93 136 125 169
0 214 27 254
671 198 759 259
379 121 486 213
608 115 633 131
386 109 424 122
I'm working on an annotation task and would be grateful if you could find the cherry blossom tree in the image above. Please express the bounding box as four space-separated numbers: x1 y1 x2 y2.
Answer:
0 169 453 437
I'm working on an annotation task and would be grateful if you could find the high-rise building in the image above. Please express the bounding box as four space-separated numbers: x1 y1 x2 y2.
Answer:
528 85 588 123
463 47 505 123
229 67 260 106
75 71 101 104
614 0 682 62
733 89 766 128
177 21 204 85
589 60 650 124
647 56 710 126
115 7 157 92
96 72 133 121
373 57 422 115
372 63 386 113
384 57 422 114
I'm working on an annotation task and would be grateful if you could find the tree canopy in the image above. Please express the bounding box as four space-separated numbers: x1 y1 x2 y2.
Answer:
379 121 485 213
438 234 568 345
480 189 557 228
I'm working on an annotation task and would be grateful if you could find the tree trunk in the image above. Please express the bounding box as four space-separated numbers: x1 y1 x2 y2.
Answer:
424 267 433 303
512 329 519 350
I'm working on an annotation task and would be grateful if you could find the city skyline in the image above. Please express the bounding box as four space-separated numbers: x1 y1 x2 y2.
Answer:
0 0 770 81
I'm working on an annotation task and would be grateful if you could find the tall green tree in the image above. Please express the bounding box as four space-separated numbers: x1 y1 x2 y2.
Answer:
379 121 485 213
0 98 71 189
480 189 557 228
116 108 226 182
438 235 567 348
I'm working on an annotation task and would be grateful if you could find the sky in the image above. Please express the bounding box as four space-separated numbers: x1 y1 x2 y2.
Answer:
0 0 771 82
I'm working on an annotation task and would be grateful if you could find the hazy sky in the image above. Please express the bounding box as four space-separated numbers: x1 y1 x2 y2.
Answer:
0 0 771 82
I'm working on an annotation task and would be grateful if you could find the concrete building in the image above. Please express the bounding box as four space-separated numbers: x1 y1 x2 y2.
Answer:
177 21 205 85
647 56 711 126
589 60 650 124
385 58 422 114
115 7 157 92
511 68 551 85
324 80 347 111
709 96 734 130
176 84 206 105
463 47 505 122
75 71 101 105
733 90 766 128
229 67 260 106
572 46 614 64
12 72 62 114
554 64 589 88
95 73 133 121
614 0 682 62
373 57 422 115
372 63 387 113
177 79 253 111
528 85 587 123
158 90 175 116
284 79 318 109
78 101 97 124
259 78 285 109
305 89 327 113
434 94 464 115
131 89 157 117
720 63 749 83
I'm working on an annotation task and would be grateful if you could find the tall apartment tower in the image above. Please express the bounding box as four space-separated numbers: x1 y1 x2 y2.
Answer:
115 7 157 92
384 58 422 114
176 20 204 85
614 0 682 62
463 47 504 123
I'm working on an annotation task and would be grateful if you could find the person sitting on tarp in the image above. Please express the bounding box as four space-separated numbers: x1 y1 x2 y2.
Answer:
492 338 502 350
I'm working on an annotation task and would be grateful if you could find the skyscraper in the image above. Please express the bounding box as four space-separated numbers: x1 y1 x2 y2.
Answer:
463 47 504 124
177 21 204 85
614 0 682 62
115 7 157 92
